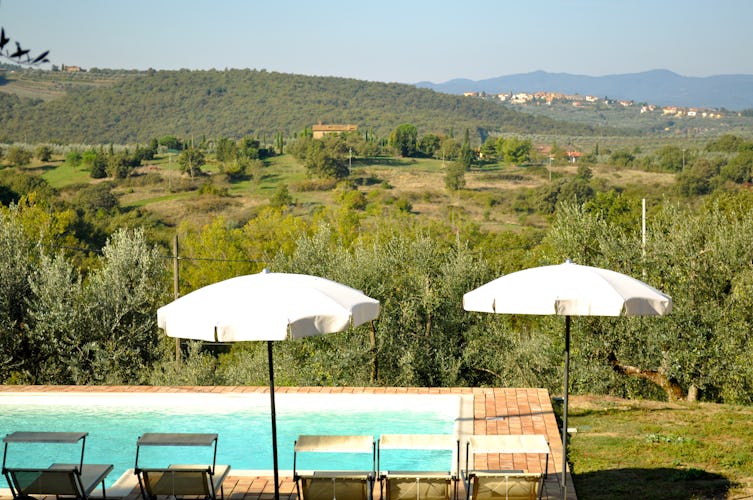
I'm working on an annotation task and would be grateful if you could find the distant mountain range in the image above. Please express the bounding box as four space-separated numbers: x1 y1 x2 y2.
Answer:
415 70 753 111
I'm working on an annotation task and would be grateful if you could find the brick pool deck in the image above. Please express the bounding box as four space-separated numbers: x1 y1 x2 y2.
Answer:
0 385 576 499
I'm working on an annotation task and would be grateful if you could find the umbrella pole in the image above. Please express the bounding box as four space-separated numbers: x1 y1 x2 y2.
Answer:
268 340 280 500
562 315 571 500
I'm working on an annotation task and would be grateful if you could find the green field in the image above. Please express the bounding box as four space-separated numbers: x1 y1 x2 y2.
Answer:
39 160 92 186
569 396 753 499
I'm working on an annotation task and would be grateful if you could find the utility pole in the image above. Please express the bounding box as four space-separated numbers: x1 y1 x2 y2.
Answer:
642 199 647 279
173 234 180 365
167 153 172 192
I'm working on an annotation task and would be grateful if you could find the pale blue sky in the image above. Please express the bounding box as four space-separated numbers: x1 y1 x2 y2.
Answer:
3 0 752 83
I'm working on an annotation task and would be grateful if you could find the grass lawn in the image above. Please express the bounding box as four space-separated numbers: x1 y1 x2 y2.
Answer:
568 395 753 499
37 161 92 187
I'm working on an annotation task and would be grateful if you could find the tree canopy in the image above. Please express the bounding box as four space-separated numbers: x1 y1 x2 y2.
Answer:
389 124 418 157
2 185 753 405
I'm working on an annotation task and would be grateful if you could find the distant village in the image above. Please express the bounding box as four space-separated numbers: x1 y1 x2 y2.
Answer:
462 90 727 119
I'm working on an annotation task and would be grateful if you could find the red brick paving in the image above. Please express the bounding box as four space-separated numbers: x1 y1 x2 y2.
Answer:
0 386 574 499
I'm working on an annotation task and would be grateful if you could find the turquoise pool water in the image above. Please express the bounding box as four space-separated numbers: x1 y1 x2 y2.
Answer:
0 392 459 487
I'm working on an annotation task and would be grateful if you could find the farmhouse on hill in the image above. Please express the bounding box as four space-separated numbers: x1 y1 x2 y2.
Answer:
312 123 358 139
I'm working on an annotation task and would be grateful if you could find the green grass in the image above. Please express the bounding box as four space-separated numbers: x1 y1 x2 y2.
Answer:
37 161 92 188
121 191 196 208
568 396 753 499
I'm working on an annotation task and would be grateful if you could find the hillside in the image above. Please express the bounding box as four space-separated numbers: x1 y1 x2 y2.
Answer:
417 69 753 110
27 150 677 236
0 68 617 145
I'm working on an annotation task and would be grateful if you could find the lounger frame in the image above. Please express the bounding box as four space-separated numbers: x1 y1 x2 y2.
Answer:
134 432 230 500
465 471 542 500
463 435 550 500
378 434 460 500
137 465 230 500
293 434 376 500
1 431 113 500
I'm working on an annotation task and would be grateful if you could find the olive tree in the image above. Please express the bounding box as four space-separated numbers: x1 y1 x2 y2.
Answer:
644 200 753 402
215 221 493 389
178 147 205 179
342 228 489 387
461 314 561 391
0 207 35 382
26 253 87 384
545 200 753 403
82 228 168 383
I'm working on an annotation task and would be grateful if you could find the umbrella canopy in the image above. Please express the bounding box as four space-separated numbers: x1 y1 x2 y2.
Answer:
156 270 380 500
462 260 671 317
158 271 380 341
463 260 671 499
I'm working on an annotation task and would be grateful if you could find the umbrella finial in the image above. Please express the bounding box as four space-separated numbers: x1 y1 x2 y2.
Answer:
564 258 573 264
261 268 270 274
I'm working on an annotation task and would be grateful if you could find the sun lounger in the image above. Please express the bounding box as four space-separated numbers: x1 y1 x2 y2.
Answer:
293 434 376 500
134 432 230 500
377 434 460 500
137 465 231 500
463 435 550 500
464 471 541 500
2 431 113 500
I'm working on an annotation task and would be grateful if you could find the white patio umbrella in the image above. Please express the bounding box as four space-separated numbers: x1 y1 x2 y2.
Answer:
463 259 671 499
156 269 380 500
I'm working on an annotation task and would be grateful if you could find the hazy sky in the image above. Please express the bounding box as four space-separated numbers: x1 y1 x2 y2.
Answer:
3 0 752 83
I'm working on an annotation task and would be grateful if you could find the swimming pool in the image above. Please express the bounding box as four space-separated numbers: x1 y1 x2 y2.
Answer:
0 391 471 488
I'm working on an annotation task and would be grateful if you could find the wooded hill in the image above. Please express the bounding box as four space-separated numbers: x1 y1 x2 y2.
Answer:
0 68 619 144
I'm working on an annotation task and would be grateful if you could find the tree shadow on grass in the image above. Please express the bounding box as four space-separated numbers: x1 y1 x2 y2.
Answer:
573 467 732 500
24 163 57 173
362 156 415 167
259 172 282 184
350 173 383 186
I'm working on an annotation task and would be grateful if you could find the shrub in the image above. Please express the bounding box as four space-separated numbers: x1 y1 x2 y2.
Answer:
270 184 294 208
65 151 82 167
395 196 413 213
5 146 32 167
75 182 119 211
609 149 636 167
291 179 338 192
35 145 54 162
198 182 229 197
